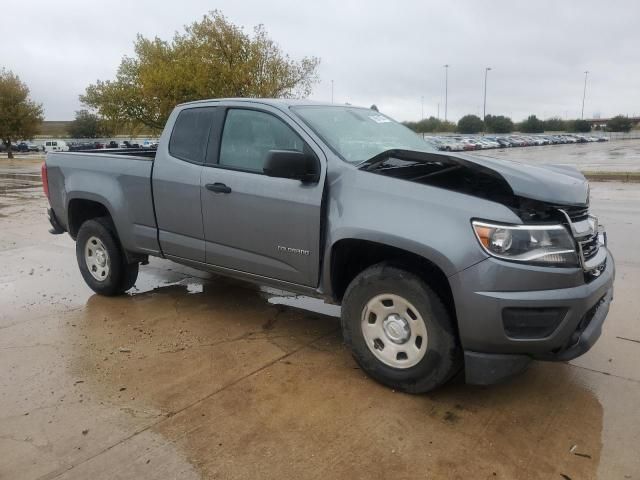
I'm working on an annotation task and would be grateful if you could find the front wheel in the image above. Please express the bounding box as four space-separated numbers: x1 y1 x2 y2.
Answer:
76 217 139 296
341 264 461 393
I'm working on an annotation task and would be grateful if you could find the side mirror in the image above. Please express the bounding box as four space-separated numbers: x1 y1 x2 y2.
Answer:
263 150 320 183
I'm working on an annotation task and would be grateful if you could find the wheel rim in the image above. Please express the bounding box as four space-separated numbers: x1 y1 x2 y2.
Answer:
361 293 428 368
84 236 110 281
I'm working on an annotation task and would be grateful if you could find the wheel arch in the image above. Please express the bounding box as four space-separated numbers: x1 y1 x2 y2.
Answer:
66 194 115 239
325 236 456 321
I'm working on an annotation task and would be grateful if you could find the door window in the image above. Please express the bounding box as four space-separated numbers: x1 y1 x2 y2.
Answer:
219 109 305 172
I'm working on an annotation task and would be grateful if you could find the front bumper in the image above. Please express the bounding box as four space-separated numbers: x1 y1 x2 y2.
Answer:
449 248 615 385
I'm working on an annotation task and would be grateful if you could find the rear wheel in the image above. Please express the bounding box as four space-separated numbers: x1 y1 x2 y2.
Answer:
76 217 139 296
341 263 461 393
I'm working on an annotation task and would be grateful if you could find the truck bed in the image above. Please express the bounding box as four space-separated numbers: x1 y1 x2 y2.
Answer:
45 151 160 256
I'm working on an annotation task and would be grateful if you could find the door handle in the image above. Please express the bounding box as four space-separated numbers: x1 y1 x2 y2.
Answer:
205 183 232 194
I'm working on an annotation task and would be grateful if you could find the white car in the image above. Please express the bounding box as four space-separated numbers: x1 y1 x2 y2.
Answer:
479 138 500 149
438 138 465 151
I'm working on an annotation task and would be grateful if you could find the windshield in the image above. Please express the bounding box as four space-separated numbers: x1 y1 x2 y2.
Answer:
292 105 434 164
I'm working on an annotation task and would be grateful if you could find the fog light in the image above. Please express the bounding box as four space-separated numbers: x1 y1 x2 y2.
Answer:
502 307 568 339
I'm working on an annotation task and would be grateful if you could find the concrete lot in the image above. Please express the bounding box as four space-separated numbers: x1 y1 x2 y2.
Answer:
1 153 639 479
477 138 640 172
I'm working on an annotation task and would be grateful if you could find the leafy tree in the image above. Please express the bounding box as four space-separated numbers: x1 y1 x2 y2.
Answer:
370 104 379 111
567 119 591 133
543 117 566 132
519 115 544 133
403 117 456 133
82 11 320 131
606 115 632 132
0 69 44 158
484 114 514 134
68 109 113 138
457 114 484 134
416 117 441 133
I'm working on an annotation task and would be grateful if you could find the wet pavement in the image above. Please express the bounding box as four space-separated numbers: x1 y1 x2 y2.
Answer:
1 157 639 479
476 138 640 172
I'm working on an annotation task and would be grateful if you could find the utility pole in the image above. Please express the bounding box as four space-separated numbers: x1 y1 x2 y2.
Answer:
331 80 334 104
443 64 449 122
483 67 492 123
437 103 440 120
421 96 424 120
581 71 589 119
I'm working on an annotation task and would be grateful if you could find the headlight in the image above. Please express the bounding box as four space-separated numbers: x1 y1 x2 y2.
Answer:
472 220 578 267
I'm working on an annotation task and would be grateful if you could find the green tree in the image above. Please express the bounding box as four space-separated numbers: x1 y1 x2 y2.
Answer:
519 115 544 133
82 11 320 131
543 117 566 132
484 114 514 133
0 69 44 158
457 114 484 134
417 116 442 133
68 109 113 138
370 104 379 112
404 117 456 133
567 119 591 133
606 115 632 132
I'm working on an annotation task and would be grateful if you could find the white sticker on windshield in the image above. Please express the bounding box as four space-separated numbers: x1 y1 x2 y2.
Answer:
369 115 391 123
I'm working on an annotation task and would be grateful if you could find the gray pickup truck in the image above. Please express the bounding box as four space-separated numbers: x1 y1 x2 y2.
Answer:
43 99 614 392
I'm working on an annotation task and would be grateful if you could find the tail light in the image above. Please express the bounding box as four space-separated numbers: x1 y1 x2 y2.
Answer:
41 162 50 199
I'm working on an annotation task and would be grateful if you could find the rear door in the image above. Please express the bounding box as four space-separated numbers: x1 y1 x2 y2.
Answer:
153 106 219 262
200 104 325 287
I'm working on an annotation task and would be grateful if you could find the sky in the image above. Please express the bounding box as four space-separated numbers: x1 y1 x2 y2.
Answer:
2 0 639 122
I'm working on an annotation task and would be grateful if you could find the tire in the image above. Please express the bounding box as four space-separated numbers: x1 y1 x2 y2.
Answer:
75 217 139 296
341 263 461 393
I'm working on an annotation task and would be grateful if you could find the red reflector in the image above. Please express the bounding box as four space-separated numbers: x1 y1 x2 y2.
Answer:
41 162 50 199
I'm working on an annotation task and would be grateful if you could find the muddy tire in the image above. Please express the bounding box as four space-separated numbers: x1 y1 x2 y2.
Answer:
76 217 139 296
341 263 461 393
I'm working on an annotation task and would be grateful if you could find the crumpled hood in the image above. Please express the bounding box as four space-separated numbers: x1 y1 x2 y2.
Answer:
449 152 589 206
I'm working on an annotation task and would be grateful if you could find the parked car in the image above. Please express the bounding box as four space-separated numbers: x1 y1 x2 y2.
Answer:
0 143 20 152
43 140 69 153
43 99 614 393
17 142 42 152
461 138 482 150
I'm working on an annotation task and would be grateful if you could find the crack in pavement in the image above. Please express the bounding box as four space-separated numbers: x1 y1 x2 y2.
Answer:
616 335 640 345
568 362 640 384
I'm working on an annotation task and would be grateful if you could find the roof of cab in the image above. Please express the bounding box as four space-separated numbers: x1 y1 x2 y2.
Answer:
177 98 338 108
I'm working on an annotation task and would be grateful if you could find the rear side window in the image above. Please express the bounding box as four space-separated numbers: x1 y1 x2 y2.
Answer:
169 107 216 164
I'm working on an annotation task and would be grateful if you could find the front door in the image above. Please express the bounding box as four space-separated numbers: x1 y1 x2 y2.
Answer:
200 106 324 287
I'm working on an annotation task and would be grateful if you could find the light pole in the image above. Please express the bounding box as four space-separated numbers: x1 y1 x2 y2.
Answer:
331 80 334 104
421 96 424 120
581 71 589 119
483 67 492 123
443 64 449 122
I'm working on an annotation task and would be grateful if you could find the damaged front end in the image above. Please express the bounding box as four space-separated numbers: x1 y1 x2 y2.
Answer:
359 149 606 278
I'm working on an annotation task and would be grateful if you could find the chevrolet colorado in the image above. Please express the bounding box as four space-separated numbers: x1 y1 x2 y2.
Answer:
42 99 614 392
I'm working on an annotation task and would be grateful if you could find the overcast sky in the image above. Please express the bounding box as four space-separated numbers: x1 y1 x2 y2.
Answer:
3 0 639 122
